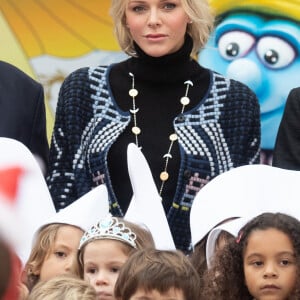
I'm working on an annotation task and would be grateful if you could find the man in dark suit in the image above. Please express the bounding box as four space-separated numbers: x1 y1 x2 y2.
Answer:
0 61 49 173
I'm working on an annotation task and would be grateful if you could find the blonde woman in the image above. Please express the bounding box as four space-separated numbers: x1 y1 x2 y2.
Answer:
47 0 260 253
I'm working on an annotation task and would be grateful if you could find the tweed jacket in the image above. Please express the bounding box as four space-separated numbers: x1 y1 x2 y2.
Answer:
47 65 260 251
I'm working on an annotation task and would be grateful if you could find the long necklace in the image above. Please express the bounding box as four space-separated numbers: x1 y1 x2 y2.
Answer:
128 72 193 197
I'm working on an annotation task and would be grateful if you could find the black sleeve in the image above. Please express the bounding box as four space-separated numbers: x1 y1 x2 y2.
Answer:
273 87 300 170
29 83 49 174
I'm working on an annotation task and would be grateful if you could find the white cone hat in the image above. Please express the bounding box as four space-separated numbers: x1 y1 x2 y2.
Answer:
0 137 55 264
42 184 109 232
190 164 300 248
125 143 176 250
0 138 110 265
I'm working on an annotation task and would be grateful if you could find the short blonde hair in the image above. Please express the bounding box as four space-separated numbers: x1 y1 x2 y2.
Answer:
27 275 97 300
110 0 215 57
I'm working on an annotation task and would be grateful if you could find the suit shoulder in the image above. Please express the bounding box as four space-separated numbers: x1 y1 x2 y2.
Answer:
0 60 42 91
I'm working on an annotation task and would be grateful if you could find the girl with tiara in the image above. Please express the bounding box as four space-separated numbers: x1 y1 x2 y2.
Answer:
76 214 155 299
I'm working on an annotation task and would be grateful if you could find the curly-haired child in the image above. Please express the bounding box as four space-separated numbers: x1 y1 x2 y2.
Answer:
202 212 300 300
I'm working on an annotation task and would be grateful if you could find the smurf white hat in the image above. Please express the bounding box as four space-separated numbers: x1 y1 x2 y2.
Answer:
0 166 30 250
0 137 110 265
125 143 176 250
190 164 300 248
0 138 55 264
42 184 109 232
31 184 110 267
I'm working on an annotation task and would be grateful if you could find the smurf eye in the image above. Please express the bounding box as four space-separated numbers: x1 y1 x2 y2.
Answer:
217 31 255 61
256 36 296 69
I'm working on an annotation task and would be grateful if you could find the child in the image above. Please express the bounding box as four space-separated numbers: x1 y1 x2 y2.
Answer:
27 275 97 300
77 214 155 299
22 184 109 292
23 223 83 291
114 248 201 300
202 212 300 300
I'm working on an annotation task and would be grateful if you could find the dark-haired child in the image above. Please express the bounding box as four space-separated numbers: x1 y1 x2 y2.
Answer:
202 212 300 300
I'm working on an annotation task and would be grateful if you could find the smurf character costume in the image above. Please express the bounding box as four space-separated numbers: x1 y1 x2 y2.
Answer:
199 0 300 161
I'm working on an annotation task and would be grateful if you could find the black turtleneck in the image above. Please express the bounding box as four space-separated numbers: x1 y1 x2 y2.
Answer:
107 35 210 214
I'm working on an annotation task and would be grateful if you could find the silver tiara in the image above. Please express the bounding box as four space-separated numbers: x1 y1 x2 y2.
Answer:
79 214 137 249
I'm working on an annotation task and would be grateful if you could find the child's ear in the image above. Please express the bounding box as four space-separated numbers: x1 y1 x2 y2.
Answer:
27 262 40 276
22 264 40 291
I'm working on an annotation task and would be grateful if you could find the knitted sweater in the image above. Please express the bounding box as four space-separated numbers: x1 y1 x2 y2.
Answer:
47 41 260 252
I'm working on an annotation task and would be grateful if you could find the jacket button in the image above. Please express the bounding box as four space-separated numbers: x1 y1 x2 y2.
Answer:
184 170 191 179
177 115 185 122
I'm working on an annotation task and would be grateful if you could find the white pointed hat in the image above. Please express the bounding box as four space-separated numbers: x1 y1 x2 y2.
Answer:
0 137 55 264
190 164 300 248
0 137 110 265
27 184 110 266
41 184 109 232
0 165 29 249
125 143 176 250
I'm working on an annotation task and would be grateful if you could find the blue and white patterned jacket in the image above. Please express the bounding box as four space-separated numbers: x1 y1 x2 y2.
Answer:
47 65 260 251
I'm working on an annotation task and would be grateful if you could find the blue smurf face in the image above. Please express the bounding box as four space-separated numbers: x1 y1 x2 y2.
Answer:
199 13 300 149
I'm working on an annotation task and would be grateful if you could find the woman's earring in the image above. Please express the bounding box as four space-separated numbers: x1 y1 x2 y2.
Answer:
189 20 193 24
